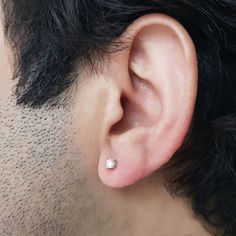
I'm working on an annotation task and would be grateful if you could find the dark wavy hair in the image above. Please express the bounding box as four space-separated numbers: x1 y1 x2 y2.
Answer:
2 0 236 235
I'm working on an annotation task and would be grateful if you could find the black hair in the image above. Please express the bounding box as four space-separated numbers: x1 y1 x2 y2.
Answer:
2 0 236 235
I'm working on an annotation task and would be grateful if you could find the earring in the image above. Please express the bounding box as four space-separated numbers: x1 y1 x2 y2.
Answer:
105 159 118 169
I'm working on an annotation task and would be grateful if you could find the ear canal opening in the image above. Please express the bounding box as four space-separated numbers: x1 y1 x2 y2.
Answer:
110 95 136 135
110 60 162 135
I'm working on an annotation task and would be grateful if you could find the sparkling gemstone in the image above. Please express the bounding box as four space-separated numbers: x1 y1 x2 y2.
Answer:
105 159 118 169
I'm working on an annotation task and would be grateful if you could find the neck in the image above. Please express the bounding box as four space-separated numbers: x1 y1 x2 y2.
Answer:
99 176 212 236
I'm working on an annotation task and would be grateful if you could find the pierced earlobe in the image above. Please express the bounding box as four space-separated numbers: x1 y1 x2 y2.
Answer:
98 14 198 188
105 159 118 169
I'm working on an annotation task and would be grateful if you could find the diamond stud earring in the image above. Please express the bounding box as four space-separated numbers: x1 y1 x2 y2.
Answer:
105 159 118 169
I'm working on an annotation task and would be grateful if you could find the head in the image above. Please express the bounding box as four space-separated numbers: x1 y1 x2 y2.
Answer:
0 1 235 236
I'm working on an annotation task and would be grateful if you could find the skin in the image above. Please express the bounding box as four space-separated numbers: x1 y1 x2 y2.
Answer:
0 8 213 236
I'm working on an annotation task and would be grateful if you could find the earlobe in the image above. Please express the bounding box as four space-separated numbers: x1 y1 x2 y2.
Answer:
98 14 198 188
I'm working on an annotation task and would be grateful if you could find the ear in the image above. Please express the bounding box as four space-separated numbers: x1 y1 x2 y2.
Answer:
98 14 198 188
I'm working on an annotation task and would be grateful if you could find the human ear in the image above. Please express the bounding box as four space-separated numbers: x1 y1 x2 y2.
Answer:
98 14 198 188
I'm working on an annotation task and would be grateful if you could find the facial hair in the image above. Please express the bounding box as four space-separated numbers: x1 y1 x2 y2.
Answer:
0 97 128 236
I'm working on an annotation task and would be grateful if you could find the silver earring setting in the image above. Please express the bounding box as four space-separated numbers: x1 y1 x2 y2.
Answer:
105 159 118 169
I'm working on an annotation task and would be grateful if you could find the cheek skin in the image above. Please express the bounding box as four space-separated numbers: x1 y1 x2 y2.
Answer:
0 97 88 235
0 14 15 101
71 74 110 181
0 90 131 236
